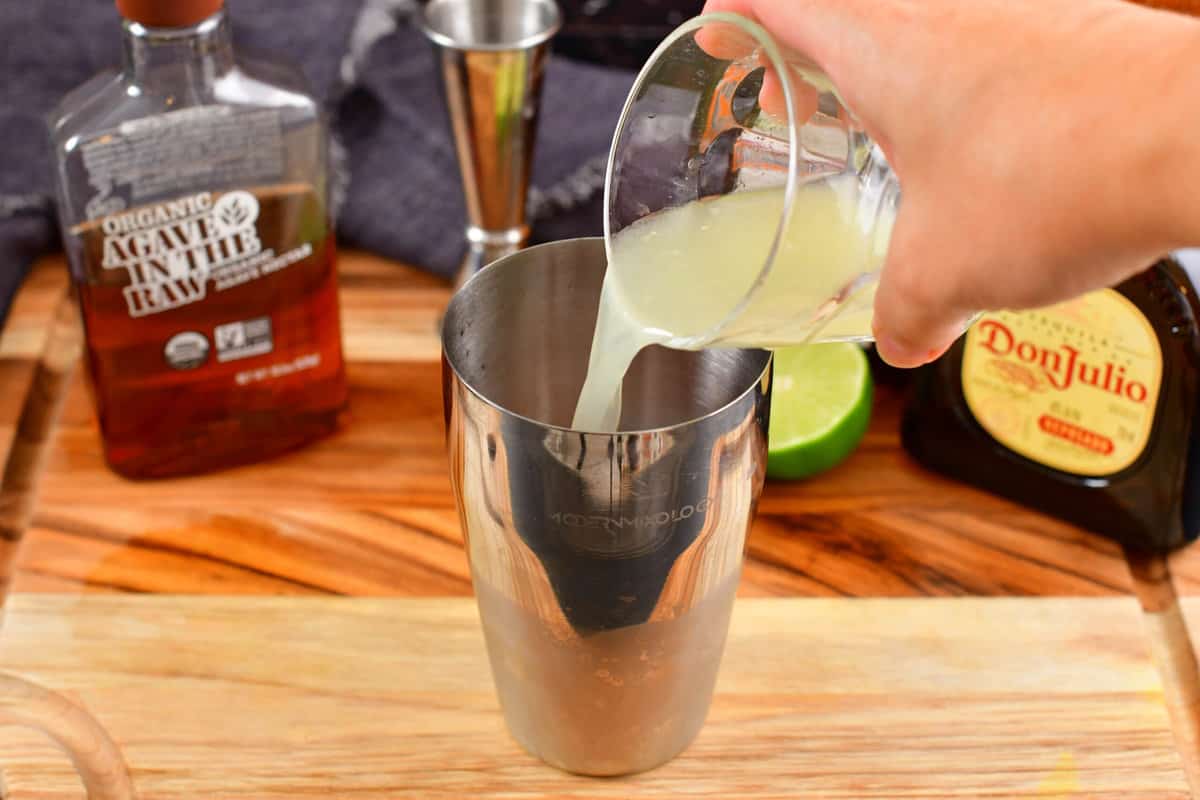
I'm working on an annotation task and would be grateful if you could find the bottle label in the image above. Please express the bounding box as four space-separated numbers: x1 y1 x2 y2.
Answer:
72 188 314 319
960 289 1162 477
78 106 284 221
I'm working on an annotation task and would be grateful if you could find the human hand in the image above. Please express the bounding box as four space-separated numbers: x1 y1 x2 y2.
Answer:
703 0 1200 366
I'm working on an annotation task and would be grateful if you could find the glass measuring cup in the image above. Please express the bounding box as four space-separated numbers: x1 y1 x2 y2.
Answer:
604 11 899 349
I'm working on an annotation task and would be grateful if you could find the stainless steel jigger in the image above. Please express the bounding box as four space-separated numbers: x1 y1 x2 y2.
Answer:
442 239 772 776
419 0 562 286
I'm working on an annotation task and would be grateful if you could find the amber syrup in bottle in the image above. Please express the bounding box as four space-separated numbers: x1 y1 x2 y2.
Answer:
48 1 347 478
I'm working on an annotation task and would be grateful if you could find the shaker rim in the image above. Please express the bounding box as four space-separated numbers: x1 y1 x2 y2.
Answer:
442 238 773 438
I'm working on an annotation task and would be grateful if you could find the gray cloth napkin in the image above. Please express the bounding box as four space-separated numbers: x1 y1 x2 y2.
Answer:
336 2 635 277
0 0 635 323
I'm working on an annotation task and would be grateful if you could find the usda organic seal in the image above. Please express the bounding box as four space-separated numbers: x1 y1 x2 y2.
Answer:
164 331 210 370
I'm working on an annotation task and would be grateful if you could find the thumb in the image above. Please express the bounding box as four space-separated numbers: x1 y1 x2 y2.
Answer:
871 216 975 368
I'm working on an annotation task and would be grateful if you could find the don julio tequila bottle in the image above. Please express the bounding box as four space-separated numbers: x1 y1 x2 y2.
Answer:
48 0 347 478
903 260 1200 553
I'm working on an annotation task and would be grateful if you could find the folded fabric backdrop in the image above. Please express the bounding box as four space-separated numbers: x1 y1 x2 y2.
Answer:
0 0 635 325
337 0 635 276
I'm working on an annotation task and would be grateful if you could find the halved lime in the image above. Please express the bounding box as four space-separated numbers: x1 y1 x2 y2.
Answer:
767 343 873 480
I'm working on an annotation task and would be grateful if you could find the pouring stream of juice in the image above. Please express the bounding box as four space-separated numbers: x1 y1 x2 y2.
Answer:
573 177 892 431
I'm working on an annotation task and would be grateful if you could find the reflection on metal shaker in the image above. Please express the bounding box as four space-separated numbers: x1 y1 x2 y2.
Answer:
443 238 771 775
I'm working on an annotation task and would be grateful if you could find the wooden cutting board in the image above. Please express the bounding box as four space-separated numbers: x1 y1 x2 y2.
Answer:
0 254 1149 600
0 594 1192 798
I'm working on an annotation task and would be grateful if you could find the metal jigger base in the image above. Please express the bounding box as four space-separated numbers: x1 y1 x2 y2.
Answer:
456 226 529 289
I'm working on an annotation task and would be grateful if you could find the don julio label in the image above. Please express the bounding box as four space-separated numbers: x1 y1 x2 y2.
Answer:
960 289 1162 477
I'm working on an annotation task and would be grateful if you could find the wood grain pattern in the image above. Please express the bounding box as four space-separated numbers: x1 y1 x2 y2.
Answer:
0 669 136 800
0 251 1198 793
0 290 81 607
0 260 72 466
1131 550 1200 799
1127 551 1200 794
0 595 1190 799
1167 546 1200 597
0 253 1140 599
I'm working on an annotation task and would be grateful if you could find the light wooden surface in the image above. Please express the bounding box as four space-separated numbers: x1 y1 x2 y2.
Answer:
2 253 1138 598
2 251 1200 795
0 594 1192 799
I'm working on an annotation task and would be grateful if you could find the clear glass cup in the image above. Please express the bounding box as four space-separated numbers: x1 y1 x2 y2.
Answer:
604 11 900 349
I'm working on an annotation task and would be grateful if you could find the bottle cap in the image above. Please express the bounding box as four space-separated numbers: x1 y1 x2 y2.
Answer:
116 0 223 27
